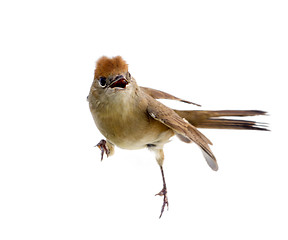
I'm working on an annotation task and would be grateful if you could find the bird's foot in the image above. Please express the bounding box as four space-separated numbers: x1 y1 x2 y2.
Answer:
95 139 110 161
155 186 169 218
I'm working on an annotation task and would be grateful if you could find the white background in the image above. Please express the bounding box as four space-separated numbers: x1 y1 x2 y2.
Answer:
0 0 287 239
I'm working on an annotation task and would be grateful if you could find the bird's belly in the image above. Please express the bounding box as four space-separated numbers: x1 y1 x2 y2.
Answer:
92 108 173 150
114 128 174 150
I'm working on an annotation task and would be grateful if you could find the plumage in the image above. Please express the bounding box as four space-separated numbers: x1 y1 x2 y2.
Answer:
94 56 128 79
146 93 218 170
88 56 268 218
141 86 201 106
174 110 268 131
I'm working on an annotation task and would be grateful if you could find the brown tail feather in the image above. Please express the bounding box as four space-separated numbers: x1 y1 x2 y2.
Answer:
174 110 268 131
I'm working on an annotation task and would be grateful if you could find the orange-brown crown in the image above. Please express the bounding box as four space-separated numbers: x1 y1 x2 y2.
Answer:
94 56 128 79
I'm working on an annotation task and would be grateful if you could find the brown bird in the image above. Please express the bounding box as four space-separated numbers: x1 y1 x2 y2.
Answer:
87 56 268 218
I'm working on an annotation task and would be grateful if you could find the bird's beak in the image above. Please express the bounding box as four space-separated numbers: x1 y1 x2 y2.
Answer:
109 75 129 89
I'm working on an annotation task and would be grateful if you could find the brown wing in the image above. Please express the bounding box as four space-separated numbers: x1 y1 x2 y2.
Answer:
140 86 201 106
146 94 218 171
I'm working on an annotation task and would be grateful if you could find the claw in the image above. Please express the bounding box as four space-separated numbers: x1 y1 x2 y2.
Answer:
155 186 169 218
95 139 109 161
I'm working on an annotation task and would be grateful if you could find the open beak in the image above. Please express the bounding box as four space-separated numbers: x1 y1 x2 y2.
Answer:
109 75 128 89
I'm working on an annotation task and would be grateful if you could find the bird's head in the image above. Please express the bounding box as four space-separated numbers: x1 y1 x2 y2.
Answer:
88 56 138 103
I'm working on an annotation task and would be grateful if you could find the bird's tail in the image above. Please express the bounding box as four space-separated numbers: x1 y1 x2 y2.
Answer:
174 110 268 131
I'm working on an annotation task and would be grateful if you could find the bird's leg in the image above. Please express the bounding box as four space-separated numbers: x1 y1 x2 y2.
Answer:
95 139 110 161
155 166 169 218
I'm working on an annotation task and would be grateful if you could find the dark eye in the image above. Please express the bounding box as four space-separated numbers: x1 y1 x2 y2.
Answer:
99 77 107 87
126 72 131 79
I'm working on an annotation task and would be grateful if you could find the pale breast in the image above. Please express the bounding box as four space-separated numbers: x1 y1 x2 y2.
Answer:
90 102 173 150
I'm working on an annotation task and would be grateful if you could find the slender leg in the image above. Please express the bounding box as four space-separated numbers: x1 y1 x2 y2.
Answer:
155 166 169 218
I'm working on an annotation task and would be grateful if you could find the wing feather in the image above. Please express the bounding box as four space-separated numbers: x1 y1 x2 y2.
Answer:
146 94 218 171
140 86 201 106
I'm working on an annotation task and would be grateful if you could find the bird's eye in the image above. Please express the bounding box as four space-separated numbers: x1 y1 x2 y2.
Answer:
99 77 107 87
126 72 131 79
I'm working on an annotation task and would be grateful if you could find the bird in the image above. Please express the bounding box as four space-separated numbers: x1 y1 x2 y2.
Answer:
87 56 268 218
